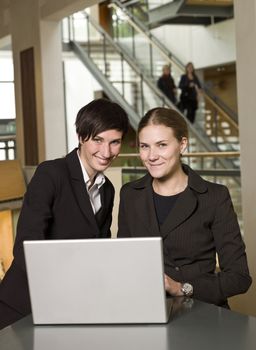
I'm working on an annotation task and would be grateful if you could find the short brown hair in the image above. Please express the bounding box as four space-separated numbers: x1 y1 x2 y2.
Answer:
75 98 129 142
138 107 188 141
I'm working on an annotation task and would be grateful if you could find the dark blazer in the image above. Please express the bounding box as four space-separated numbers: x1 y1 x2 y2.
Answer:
117 164 252 306
179 74 201 103
157 75 177 104
0 148 114 316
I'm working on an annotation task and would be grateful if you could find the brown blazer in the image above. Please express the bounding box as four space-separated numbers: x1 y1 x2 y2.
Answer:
117 164 252 306
0 148 114 317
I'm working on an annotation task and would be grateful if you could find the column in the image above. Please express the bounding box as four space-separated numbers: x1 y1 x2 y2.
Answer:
232 0 256 316
9 0 66 165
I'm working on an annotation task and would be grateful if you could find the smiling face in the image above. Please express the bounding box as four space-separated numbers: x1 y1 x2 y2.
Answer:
138 124 187 180
79 129 123 179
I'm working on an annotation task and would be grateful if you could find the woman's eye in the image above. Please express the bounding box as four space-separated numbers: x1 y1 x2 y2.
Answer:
139 144 148 149
159 143 167 148
111 140 121 145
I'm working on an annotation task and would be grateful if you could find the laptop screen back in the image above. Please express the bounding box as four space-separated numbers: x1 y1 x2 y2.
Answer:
23 237 171 324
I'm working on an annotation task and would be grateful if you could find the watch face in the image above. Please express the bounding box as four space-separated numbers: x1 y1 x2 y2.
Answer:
182 283 193 296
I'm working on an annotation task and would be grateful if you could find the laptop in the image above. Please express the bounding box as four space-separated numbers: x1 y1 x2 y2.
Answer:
23 237 173 325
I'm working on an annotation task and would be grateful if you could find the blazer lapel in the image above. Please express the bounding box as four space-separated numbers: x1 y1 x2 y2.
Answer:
160 164 208 239
95 183 110 225
160 187 197 239
65 149 100 235
133 175 160 237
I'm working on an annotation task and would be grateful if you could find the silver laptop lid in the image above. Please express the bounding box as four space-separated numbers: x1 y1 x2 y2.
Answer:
24 237 171 324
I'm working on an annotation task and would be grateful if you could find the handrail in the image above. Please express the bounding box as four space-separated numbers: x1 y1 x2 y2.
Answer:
203 85 238 122
70 12 222 153
118 151 240 158
203 94 238 131
65 11 239 170
70 40 140 129
110 0 238 129
109 1 184 72
70 12 165 100
81 13 170 100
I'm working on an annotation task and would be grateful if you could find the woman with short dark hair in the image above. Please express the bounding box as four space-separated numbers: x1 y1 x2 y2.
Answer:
0 98 129 329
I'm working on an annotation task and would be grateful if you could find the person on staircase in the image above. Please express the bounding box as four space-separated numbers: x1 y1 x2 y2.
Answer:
178 62 202 124
157 64 177 105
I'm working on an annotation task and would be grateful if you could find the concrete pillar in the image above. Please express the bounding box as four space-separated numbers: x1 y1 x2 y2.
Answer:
40 20 67 159
9 0 66 164
231 0 256 316
10 0 41 164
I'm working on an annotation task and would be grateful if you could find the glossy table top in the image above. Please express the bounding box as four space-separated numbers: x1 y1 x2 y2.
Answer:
1 298 256 350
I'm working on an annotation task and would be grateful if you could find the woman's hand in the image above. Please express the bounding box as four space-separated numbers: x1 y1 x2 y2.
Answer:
164 274 184 296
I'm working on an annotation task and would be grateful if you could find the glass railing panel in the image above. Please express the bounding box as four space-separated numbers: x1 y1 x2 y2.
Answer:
183 155 226 170
198 172 242 231
109 1 240 162
204 99 239 151
113 152 240 172
62 12 218 156
110 3 184 85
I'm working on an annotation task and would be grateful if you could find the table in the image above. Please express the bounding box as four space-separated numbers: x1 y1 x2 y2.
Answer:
0 298 255 350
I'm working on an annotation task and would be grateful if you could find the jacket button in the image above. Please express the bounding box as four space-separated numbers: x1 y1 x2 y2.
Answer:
175 266 180 271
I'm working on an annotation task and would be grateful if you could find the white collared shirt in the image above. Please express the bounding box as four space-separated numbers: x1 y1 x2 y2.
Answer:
77 151 105 214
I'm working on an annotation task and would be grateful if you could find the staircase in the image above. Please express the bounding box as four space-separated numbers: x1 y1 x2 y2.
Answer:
62 9 238 170
109 0 239 159
120 0 234 27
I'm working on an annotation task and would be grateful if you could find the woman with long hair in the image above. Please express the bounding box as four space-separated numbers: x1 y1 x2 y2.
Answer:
118 107 251 308
178 62 202 123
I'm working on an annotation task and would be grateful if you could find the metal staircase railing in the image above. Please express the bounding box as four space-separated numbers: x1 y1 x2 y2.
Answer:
62 11 238 170
109 0 239 158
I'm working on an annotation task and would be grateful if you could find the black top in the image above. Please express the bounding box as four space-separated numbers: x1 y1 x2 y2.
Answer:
153 191 180 226
157 75 177 104
178 74 201 102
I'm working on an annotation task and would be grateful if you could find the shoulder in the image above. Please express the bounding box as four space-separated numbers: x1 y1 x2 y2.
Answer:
34 156 67 179
25 158 67 195
35 148 81 178
30 150 81 189
204 180 230 200
120 174 150 195
184 164 230 200
195 174 231 206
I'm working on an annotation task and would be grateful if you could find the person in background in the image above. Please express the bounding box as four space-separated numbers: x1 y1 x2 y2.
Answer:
178 62 202 123
118 107 252 308
157 64 177 105
0 98 129 330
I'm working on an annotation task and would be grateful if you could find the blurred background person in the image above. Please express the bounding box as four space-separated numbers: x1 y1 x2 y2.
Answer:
178 62 202 123
157 64 177 105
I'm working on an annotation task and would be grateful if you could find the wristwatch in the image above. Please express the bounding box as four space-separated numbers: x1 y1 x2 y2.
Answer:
181 282 193 297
